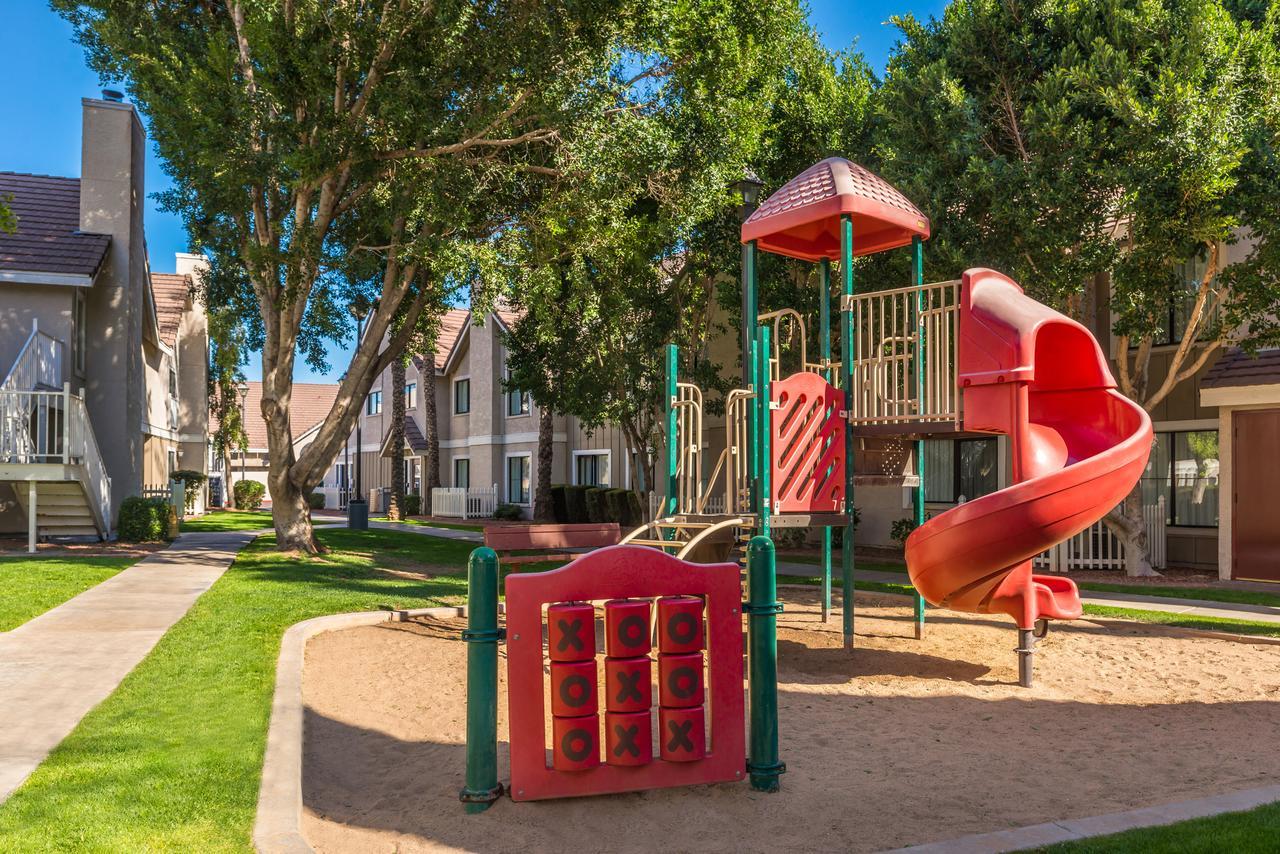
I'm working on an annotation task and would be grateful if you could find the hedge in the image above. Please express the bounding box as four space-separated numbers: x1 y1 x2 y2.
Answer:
603 489 630 525
306 492 326 510
564 485 590 524
550 484 569 524
626 491 645 526
402 494 421 516
584 487 608 523
118 496 172 542
493 503 523 521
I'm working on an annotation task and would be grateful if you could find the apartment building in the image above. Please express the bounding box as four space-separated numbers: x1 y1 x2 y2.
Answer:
0 92 209 544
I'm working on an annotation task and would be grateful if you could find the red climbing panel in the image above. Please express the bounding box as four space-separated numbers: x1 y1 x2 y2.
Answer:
504 545 745 801
770 371 846 514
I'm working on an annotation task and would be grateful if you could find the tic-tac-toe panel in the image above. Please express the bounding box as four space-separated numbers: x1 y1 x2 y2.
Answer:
504 545 744 801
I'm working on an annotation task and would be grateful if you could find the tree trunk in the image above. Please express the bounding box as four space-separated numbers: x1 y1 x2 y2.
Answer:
533 404 555 521
423 362 440 516
268 465 321 553
387 358 406 521
224 449 236 509
1103 483 1157 577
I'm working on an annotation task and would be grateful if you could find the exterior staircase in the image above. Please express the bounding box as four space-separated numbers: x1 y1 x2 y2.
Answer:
0 321 111 547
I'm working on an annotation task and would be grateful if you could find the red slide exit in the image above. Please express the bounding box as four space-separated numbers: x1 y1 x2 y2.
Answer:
905 269 1152 631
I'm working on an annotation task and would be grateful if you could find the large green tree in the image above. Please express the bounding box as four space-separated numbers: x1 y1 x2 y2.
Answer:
877 0 1280 574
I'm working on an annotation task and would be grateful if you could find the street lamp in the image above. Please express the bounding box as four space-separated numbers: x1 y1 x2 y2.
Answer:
736 169 765 385
347 301 370 530
236 380 250 509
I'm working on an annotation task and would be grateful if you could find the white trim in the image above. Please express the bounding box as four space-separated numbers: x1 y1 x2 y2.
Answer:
1201 382 1280 408
0 270 95 287
439 431 566 449
504 451 533 506
1152 418 1219 432
572 449 612 488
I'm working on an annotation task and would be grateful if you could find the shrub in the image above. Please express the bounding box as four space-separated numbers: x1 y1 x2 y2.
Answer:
402 493 421 516
603 488 629 524
306 492 326 510
234 479 266 511
772 527 808 550
626 491 645 526
584 487 608 523
492 503 523 521
170 470 208 511
118 495 171 542
550 484 569 524
829 507 862 550
564 485 590 524
890 516 918 547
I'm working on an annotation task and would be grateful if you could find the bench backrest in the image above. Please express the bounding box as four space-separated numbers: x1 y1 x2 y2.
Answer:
483 522 620 551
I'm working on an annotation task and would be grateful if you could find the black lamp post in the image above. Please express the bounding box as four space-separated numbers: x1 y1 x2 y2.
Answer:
347 302 371 530
236 381 249 508
735 169 765 385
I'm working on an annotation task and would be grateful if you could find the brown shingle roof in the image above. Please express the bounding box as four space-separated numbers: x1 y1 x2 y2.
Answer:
150 272 191 348
240 381 340 450
380 415 428 457
412 307 470 375
1202 347 1280 388
0 173 111 277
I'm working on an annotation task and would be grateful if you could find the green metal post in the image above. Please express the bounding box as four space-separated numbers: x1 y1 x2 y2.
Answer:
911 236 927 639
665 343 678 519
757 325 772 538
840 214 857 650
745 535 785 792
460 547 503 812
744 242 759 515
819 258 833 622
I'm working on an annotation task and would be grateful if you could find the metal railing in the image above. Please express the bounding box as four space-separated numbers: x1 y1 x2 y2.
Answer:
431 484 499 519
696 388 753 516
672 382 703 515
849 280 960 426
759 308 825 381
1 320 64 393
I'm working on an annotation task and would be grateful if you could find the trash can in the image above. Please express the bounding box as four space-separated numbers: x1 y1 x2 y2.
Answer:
347 498 368 530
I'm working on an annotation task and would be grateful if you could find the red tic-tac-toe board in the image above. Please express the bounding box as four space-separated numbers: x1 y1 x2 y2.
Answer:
504 545 745 801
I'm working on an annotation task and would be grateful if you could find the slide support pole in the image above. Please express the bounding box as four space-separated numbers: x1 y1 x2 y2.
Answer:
840 214 856 650
1017 629 1035 688
665 343 678 522
746 535 785 791
460 547 503 812
911 235 927 640
819 258 833 623
757 325 772 539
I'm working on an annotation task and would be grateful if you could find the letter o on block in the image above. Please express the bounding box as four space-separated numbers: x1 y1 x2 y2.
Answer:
605 656 651 713
604 599 652 657
550 659 598 717
547 602 595 662
605 711 652 766
658 652 704 708
657 596 703 654
552 714 600 771
659 705 706 762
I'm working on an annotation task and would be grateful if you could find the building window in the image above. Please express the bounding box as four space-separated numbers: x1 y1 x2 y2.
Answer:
1140 431 1218 527
574 451 611 487
404 458 420 495
922 438 998 503
73 288 87 375
454 378 470 414
167 449 178 477
366 390 382 415
405 382 416 408
506 454 531 505
169 366 178 397
1134 252 1215 347
504 369 530 417
454 457 470 489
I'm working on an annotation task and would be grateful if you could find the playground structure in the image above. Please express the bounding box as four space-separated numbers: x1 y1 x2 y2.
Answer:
459 157 1151 809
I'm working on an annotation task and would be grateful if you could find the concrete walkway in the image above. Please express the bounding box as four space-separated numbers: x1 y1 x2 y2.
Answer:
0 530 256 803
778 562 1280 625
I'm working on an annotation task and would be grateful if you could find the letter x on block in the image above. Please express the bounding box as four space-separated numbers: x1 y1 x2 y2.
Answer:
504 545 745 801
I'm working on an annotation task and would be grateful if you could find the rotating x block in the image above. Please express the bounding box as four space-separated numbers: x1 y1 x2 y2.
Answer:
504 545 744 801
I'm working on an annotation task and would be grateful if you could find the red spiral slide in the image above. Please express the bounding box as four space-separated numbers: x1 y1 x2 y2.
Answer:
905 269 1153 633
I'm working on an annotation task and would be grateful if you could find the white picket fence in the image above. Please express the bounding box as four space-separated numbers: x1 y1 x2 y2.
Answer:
431 484 498 519
1035 498 1166 572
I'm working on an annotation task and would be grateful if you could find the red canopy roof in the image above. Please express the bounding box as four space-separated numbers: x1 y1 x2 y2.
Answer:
741 158 930 261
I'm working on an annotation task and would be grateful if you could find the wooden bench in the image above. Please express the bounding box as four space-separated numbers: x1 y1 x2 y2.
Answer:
483 522 621 567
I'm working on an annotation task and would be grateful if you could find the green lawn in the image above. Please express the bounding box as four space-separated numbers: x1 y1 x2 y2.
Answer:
371 516 485 532
1035 801 1280 852
179 511 275 533
0 527 475 851
0 556 137 632
777 576 1280 639
1077 581 1280 609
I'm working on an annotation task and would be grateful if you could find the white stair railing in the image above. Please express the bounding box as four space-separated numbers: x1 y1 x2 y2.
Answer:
66 393 111 533
1 319 64 393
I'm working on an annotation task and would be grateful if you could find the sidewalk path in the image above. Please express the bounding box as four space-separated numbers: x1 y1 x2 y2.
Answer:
778 561 1280 625
0 530 256 803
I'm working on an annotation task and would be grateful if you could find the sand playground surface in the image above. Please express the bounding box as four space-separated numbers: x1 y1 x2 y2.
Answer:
301 589 1280 853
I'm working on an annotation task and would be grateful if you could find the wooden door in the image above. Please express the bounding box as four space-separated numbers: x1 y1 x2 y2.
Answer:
1233 408 1280 582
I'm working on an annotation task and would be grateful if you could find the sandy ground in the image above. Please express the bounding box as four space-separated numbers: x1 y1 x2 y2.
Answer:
301 589 1280 853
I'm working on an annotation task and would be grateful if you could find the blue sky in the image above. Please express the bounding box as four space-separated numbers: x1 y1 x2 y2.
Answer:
0 0 945 380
